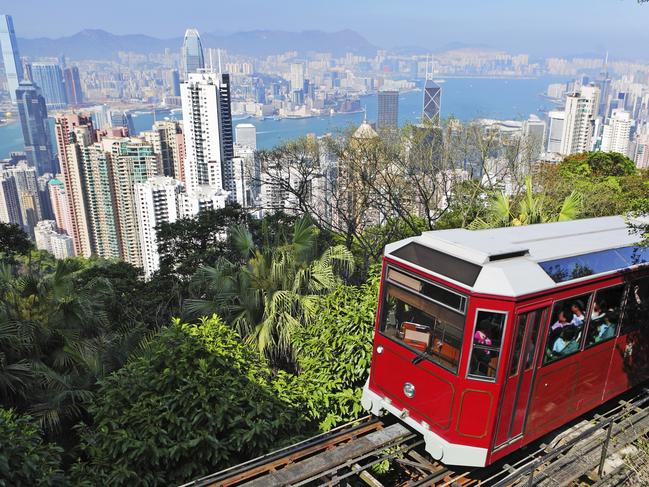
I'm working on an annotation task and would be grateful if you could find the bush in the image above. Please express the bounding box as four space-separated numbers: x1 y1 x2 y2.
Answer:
293 271 380 430
72 316 311 486
0 409 67 487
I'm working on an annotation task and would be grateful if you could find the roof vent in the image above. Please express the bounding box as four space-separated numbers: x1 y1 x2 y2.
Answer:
488 250 529 261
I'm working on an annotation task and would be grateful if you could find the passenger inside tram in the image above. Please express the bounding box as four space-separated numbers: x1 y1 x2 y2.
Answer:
551 310 571 331
552 325 579 356
570 300 587 328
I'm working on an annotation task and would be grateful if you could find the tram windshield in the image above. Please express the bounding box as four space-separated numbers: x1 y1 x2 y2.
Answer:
379 268 466 374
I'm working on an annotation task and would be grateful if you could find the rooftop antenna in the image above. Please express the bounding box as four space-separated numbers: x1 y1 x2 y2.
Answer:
209 49 214 72
218 48 223 75
363 105 367 122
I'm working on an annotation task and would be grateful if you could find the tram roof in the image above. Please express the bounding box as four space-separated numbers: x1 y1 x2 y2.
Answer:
385 215 649 297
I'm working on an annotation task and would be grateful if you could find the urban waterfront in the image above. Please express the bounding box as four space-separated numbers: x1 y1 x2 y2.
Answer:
0 76 566 158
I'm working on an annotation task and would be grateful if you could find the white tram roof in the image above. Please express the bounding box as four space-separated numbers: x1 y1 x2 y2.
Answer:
385 216 649 298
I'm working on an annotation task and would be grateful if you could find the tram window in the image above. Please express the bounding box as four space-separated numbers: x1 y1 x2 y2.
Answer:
621 277 649 334
380 282 465 374
509 315 527 377
468 310 506 380
543 293 592 365
586 285 625 347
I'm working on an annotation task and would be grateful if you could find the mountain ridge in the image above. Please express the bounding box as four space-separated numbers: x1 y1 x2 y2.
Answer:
17 28 378 59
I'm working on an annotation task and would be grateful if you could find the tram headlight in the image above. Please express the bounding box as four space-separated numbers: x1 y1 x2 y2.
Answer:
403 382 415 398
376 345 384 354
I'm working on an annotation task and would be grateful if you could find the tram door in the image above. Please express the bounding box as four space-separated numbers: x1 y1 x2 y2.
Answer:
494 305 548 447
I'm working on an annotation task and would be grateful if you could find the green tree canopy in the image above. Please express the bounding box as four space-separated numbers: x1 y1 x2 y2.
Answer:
0 223 33 264
0 408 67 487
560 151 637 178
72 316 310 486
186 216 354 364
292 271 379 430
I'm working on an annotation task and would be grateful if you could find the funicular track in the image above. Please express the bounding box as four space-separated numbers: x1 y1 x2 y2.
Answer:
182 386 649 487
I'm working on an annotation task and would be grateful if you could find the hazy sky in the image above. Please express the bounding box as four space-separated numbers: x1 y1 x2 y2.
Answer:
6 0 649 59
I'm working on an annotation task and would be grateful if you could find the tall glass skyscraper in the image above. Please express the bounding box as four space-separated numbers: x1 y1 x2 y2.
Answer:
15 81 57 175
63 66 84 106
31 62 68 109
422 79 442 126
377 90 399 130
0 14 24 103
181 28 205 79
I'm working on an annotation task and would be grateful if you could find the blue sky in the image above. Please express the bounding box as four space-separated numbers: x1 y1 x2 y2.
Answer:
6 0 649 59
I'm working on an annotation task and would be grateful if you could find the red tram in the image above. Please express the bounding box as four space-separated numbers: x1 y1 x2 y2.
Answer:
361 216 649 467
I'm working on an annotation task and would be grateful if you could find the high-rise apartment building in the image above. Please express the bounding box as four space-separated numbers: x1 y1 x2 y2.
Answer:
377 90 399 130
523 115 546 160
0 14 24 103
63 66 84 106
235 123 257 150
601 109 632 156
15 81 57 175
559 86 600 155
134 176 183 278
181 28 205 79
546 111 566 153
31 62 68 109
5 161 43 234
168 69 181 96
107 138 158 267
34 220 74 259
0 170 21 225
48 177 73 236
55 114 96 257
180 71 234 201
141 120 185 180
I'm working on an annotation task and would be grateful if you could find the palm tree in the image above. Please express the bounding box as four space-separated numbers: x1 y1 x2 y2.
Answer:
0 259 149 434
469 177 582 229
186 216 354 362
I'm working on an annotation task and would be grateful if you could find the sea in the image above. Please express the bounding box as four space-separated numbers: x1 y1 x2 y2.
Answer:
0 76 567 158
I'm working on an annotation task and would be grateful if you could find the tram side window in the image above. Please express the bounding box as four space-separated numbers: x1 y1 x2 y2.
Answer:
543 293 591 365
468 311 506 380
586 285 625 346
380 283 465 374
621 277 649 334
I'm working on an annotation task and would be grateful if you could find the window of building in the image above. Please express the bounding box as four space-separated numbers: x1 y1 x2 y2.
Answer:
621 277 649 334
586 285 625 347
543 293 592 364
380 280 465 374
468 310 506 380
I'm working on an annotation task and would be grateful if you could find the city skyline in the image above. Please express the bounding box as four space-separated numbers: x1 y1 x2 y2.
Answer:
5 0 649 60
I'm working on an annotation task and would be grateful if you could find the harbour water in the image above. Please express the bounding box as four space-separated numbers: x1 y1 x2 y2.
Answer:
0 76 567 158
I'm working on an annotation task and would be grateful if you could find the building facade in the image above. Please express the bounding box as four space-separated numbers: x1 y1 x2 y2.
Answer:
181 28 205 79
31 62 68 109
377 90 399 130
0 14 24 103
15 81 57 175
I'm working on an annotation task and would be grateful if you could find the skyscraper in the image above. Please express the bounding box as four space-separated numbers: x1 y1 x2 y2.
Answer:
546 111 566 153
180 71 234 200
181 28 205 79
15 81 57 175
31 62 68 109
289 63 305 93
141 120 185 180
422 56 441 127
0 169 21 225
559 85 600 155
235 123 257 150
55 114 96 257
48 177 73 236
108 138 158 267
135 176 183 278
377 90 399 130
601 109 632 156
168 69 181 96
63 66 84 106
0 14 24 104
6 160 43 234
